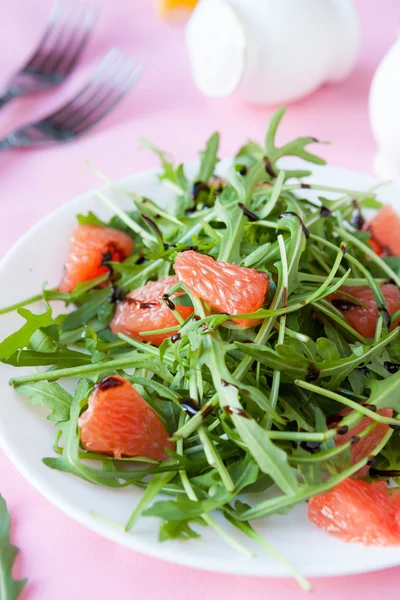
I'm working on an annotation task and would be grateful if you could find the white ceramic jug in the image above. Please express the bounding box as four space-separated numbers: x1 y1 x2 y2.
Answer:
186 0 360 104
370 37 400 180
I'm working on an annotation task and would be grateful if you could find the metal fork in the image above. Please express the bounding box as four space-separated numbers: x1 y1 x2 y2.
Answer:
0 1 97 109
0 49 143 149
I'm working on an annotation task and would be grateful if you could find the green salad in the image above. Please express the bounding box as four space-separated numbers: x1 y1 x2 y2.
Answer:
2 108 400 589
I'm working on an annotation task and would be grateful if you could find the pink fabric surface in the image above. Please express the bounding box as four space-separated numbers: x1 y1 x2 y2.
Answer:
1 1 400 598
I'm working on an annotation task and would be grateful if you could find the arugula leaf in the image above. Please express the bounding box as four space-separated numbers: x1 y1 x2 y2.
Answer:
61 289 111 331
15 381 72 422
196 132 220 182
0 306 52 361
159 519 201 542
367 369 400 412
0 495 27 600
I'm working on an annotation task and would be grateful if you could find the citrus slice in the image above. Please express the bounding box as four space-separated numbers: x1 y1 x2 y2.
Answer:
334 407 393 479
308 478 400 545
111 275 193 346
59 224 133 293
174 250 269 327
79 375 173 460
328 283 400 338
369 205 400 256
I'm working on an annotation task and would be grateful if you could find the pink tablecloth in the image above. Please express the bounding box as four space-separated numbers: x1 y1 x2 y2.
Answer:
1 1 400 598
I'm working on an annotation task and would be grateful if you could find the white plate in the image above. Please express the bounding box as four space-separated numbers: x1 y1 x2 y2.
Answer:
1 162 400 578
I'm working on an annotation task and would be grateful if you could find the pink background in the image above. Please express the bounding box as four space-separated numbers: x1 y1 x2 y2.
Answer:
1 1 400 598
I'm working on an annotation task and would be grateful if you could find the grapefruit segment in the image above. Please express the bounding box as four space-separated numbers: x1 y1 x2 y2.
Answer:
334 408 393 479
111 275 193 346
308 478 400 545
369 205 400 257
174 250 269 327
59 224 133 293
79 375 173 460
328 283 400 338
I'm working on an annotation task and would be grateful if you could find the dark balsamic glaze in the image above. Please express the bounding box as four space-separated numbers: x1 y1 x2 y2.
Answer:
162 294 176 311
192 315 201 322
109 286 126 304
96 376 124 391
278 211 310 239
239 166 248 176
306 366 320 382
300 441 321 454
238 202 260 222
301 183 311 189
384 361 400 374
185 245 198 251
264 156 276 178
185 181 212 216
142 215 163 241
366 456 376 466
201 405 215 420
171 333 181 343
319 206 331 218
136 254 145 265
192 181 211 200
180 398 199 418
326 413 344 428
352 199 366 230
331 299 357 312
370 468 400 478
225 406 250 418
351 435 360 445
336 425 349 435
364 404 377 412
101 242 127 266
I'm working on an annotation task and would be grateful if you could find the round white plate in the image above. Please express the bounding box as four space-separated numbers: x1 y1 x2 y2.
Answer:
1 162 400 578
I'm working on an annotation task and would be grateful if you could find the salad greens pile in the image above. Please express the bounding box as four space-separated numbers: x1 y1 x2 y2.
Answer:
2 107 400 589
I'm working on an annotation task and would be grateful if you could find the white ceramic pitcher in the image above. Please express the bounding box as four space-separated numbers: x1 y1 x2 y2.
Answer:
186 0 360 105
370 36 400 180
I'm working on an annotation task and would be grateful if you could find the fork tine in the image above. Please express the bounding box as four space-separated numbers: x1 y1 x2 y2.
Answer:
52 53 135 129
60 57 138 129
50 48 123 123
24 0 67 71
37 2 96 75
70 61 143 135
52 6 98 77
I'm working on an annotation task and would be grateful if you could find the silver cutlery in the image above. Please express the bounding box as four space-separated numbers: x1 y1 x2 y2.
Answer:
0 49 143 148
0 1 97 109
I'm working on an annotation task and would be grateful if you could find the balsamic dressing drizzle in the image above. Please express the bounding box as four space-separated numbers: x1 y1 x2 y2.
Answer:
319 206 331 218
306 366 320 382
331 299 357 312
162 294 176 311
180 398 199 418
370 468 400 478
279 211 310 239
238 203 260 222
96 376 124 391
300 441 321 454
224 406 250 418
264 156 276 178
109 286 126 304
384 361 400 374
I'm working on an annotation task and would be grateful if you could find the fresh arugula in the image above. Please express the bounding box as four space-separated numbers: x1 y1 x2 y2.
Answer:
2 107 400 588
